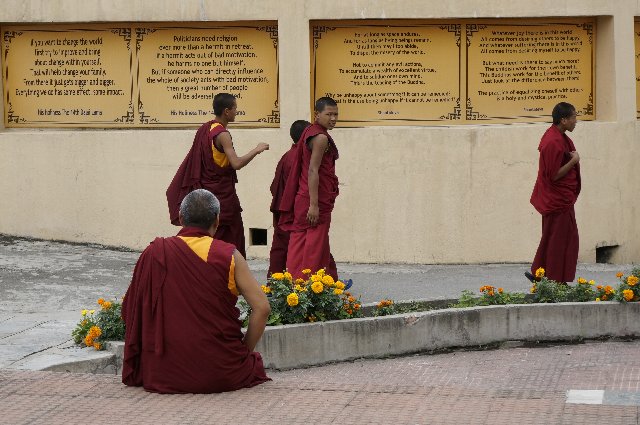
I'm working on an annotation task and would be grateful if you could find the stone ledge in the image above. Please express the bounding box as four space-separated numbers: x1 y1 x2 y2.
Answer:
26 302 640 373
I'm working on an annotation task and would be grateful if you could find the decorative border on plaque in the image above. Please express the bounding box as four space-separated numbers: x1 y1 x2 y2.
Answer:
114 101 135 124
3 30 22 54
465 24 487 47
312 26 336 49
111 28 132 50
439 24 462 47
6 102 25 123
465 97 487 120
440 98 462 120
257 25 278 48
258 99 280 124
135 28 157 52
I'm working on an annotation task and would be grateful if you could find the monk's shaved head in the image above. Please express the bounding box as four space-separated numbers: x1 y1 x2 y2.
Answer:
180 189 220 229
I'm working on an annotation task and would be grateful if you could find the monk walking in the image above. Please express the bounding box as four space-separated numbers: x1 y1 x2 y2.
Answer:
527 102 581 283
122 189 271 393
279 97 340 280
166 93 269 257
267 120 311 277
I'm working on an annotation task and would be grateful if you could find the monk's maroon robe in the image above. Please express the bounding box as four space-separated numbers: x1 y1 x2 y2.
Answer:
267 144 297 276
530 125 581 282
166 121 246 257
122 226 270 394
278 123 339 280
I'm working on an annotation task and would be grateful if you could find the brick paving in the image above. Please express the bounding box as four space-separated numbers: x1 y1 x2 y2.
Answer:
1 339 639 424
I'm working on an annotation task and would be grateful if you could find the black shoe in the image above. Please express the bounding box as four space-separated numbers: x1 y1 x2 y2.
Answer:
524 271 535 283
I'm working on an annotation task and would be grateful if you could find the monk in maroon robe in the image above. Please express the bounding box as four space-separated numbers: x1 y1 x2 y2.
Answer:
279 98 340 280
123 189 271 393
529 102 581 283
268 120 311 277
166 93 269 258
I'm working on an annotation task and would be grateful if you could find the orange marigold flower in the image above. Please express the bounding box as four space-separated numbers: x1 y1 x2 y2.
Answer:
260 285 271 294
93 342 102 350
616 272 624 278
271 272 285 280
627 276 639 286
333 288 343 295
596 285 603 290
530 285 536 294
577 277 587 284
84 335 93 347
347 309 353 315
601 295 608 301
89 326 102 338
354 304 361 310
311 274 322 283
535 267 545 278
97 298 105 305
348 296 355 303
623 289 634 302
301 269 312 275
604 285 614 294
308 315 316 322
498 288 504 294
335 281 345 290
322 275 335 286
295 278 305 284
317 268 326 277
283 272 293 281
102 301 112 310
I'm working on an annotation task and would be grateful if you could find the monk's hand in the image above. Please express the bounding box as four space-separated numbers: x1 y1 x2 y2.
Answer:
255 142 269 154
569 151 580 164
307 204 319 226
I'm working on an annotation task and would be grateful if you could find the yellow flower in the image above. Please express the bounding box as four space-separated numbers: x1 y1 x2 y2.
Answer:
535 267 545 278
616 272 624 278
577 277 587 284
335 281 345 290
623 289 634 302
93 342 102 350
283 272 293 281
588 280 595 286
627 276 639 286
311 281 324 294
311 274 322 282
302 269 312 275
81 309 88 316
89 310 95 314
81 320 87 326
530 285 537 294
271 272 284 280
102 301 112 310
333 288 343 295
595 298 601 302
322 275 335 286
295 278 305 284
260 285 271 294
317 268 326 277
286 293 299 307
308 315 316 322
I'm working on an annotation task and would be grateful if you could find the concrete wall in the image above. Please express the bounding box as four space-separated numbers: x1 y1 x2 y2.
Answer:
1 0 638 264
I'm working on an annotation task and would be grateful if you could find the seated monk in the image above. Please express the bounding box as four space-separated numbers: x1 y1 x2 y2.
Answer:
121 189 271 393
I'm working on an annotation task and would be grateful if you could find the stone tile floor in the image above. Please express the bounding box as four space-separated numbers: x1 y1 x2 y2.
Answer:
1 339 639 424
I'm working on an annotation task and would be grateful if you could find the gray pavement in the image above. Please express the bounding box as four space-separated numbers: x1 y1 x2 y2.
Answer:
0 234 634 370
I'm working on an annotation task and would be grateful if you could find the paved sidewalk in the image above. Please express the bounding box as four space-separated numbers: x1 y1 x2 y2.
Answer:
1 340 639 424
0 234 633 369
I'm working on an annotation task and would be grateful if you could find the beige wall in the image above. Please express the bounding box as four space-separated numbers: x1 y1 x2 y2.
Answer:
0 0 638 265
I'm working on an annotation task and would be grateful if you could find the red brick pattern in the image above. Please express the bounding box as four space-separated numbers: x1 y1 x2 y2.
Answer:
1 340 639 424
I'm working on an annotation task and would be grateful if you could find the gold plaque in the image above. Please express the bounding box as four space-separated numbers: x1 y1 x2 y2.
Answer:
2 22 279 128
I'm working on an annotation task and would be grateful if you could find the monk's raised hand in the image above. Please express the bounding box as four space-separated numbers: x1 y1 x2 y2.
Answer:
255 142 269 153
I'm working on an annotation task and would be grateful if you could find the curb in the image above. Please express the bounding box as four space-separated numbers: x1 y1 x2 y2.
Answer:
24 301 640 373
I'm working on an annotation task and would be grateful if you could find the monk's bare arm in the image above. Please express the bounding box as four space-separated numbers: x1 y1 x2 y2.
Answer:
233 250 270 351
553 151 580 181
306 134 329 226
218 132 269 170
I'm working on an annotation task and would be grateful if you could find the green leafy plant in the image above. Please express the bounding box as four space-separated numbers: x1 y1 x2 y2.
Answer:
241 269 362 326
373 299 395 316
72 298 125 350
